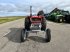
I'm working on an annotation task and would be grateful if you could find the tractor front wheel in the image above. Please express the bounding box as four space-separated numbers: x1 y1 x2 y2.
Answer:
45 29 51 42
21 29 29 42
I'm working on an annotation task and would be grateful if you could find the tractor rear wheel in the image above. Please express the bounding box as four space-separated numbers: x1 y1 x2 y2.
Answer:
41 17 46 31
25 17 31 30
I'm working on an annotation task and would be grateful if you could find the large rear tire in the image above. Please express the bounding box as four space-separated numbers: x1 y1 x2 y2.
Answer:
41 17 46 31
25 17 31 30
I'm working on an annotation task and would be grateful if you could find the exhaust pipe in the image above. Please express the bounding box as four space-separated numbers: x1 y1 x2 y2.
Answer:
30 6 32 16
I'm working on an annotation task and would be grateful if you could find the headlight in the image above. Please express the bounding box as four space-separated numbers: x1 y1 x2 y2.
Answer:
39 23 41 27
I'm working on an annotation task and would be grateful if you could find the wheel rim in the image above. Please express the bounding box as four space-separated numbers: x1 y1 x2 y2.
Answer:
24 32 26 40
45 30 47 39
60 19 62 22
24 34 26 40
21 30 26 41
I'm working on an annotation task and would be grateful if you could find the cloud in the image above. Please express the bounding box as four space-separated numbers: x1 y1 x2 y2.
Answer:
0 0 70 14
0 3 17 12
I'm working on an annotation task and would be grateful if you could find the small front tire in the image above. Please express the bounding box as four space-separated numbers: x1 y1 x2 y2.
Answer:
21 29 28 42
45 29 51 42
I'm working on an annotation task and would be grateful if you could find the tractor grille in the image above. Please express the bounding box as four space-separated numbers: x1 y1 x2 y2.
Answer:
30 23 41 30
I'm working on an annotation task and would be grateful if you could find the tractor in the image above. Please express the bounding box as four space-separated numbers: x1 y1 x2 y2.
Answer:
21 6 51 42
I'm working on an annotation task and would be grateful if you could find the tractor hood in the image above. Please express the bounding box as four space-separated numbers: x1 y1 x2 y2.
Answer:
30 16 42 23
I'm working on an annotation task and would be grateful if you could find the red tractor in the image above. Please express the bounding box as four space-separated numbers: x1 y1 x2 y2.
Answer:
21 6 51 42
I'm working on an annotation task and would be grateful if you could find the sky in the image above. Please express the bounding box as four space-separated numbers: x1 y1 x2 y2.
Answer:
0 0 70 16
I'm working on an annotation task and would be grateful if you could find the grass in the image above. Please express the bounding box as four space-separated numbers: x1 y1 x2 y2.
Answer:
0 16 25 24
